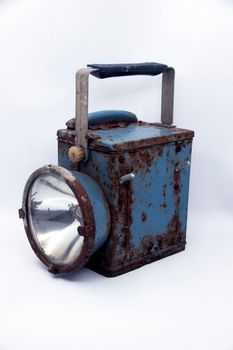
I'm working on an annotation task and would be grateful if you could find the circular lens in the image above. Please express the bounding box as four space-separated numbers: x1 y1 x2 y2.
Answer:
27 173 84 265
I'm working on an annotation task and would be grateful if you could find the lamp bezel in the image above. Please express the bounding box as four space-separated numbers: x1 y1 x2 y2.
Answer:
21 165 96 274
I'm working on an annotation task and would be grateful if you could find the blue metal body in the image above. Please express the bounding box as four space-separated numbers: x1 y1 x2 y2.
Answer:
57 111 194 276
71 171 110 252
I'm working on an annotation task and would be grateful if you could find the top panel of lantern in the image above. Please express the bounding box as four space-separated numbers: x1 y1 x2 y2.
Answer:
57 110 194 153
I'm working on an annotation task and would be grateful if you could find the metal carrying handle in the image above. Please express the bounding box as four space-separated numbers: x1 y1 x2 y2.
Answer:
73 62 175 162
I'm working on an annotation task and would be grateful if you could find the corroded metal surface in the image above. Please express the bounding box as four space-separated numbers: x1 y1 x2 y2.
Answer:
57 119 194 276
20 62 194 277
20 165 96 274
57 121 194 152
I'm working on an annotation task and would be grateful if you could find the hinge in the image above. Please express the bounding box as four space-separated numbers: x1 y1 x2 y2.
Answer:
18 208 25 219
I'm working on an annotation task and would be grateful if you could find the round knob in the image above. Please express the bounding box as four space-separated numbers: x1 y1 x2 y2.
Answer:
68 146 85 163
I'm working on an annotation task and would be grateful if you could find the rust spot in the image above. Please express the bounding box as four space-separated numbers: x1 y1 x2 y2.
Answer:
119 155 125 163
139 149 154 167
160 203 167 209
173 163 181 205
163 184 166 200
156 218 184 251
157 145 163 156
175 141 187 154
86 133 101 141
175 144 182 153
141 212 147 222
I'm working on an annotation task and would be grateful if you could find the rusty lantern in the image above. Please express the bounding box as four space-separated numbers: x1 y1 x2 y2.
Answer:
19 63 194 277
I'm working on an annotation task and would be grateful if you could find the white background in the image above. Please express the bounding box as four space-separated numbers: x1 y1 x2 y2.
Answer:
0 0 233 349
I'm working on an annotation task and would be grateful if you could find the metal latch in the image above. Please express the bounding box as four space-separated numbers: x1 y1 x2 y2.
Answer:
175 161 191 172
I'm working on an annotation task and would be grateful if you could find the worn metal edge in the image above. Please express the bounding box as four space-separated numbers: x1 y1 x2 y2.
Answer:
20 165 96 274
87 243 186 277
57 131 194 154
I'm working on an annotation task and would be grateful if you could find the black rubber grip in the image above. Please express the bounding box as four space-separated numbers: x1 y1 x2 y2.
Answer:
87 62 168 79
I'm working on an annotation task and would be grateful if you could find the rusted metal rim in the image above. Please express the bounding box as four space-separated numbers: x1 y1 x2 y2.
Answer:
20 165 96 274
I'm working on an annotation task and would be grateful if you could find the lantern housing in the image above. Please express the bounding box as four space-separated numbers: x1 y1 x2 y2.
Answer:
19 63 194 276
